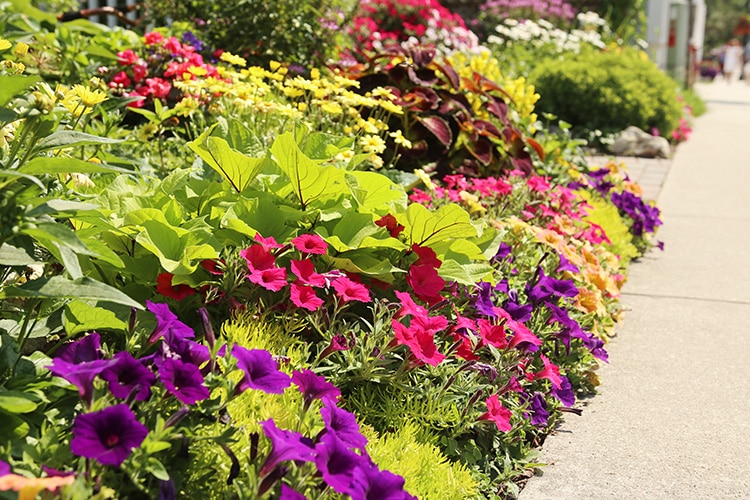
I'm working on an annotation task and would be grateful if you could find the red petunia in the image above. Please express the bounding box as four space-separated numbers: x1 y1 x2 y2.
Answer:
526 355 563 389
155 272 195 301
392 320 445 367
290 259 326 287
477 319 508 350
331 276 371 303
411 244 441 269
375 214 405 238
479 394 512 432
248 267 288 292
240 244 276 272
290 281 324 311
406 265 445 305
292 234 328 255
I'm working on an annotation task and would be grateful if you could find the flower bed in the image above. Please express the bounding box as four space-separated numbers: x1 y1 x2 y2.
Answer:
0 2 672 498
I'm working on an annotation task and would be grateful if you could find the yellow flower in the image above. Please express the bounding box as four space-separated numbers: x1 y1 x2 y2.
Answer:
269 60 282 72
220 51 247 67
367 153 384 169
414 168 436 191
320 101 343 115
13 41 28 58
310 68 321 80
389 130 412 149
359 134 386 154
71 84 107 107
0 38 11 51
188 65 208 77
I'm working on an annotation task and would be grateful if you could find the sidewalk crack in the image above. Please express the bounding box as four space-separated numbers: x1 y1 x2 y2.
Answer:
621 291 750 306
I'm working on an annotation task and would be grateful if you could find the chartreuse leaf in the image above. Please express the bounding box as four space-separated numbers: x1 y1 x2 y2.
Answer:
34 130 122 153
439 260 494 285
187 125 269 193
0 411 29 440
400 203 480 247
325 253 402 279
270 132 346 209
327 212 381 252
64 300 128 336
0 75 41 107
345 171 406 212
135 219 219 275
0 276 142 309
18 156 134 175
221 197 294 242
0 391 38 413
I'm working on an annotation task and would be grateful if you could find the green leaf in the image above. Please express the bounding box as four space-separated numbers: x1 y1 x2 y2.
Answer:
0 410 29 440
34 130 123 154
0 75 41 107
327 212 381 252
220 197 291 241
400 203 480 247
325 253 402 278
438 260 494 285
146 457 170 481
27 199 99 217
345 171 406 212
0 391 38 413
0 243 36 266
64 300 128 336
17 156 135 175
56 243 83 279
270 132 345 209
0 276 143 309
135 219 218 274
187 125 269 193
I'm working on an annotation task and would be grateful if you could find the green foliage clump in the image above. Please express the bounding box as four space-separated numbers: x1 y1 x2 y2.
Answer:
530 47 683 138
578 190 639 266
364 423 478 500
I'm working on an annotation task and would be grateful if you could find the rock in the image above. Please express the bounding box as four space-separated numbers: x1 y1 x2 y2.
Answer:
610 126 672 158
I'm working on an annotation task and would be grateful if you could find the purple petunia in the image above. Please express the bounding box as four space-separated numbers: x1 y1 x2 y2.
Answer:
279 484 308 500
314 432 364 494
158 358 209 405
523 392 550 427
292 369 341 408
320 399 368 451
259 419 316 476
56 333 102 363
350 461 417 500
473 282 497 317
48 358 115 407
527 269 578 306
101 351 156 401
0 460 10 475
146 301 195 344
232 345 291 395
551 375 576 407
70 404 148 466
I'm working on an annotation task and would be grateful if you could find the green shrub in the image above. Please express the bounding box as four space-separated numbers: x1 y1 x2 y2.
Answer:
529 46 683 138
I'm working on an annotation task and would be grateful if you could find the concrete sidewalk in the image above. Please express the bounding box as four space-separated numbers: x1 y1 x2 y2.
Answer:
518 80 750 499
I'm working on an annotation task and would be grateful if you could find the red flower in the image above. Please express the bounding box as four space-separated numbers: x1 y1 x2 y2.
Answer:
375 214 404 238
110 71 131 88
392 319 445 366
145 77 171 99
292 234 328 255
144 31 165 46
290 282 324 311
478 319 508 349
479 394 512 432
248 267 288 292
393 290 428 318
240 245 276 272
290 259 326 287
200 259 224 275
117 49 138 66
332 276 371 303
406 265 445 305
411 244 441 269
132 63 147 83
254 233 283 250
526 355 563 389
155 272 195 301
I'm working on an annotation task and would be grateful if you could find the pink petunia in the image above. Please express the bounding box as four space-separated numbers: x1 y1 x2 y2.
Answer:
240 245 276 272
406 265 445 305
116 49 138 66
479 394 512 432
477 319 508 350
393 290 427 318
290 259 326 287
144 31 165 45
292 234 328 255
290 282 324 311
331 276 371 303
254 233 283 250
392 320 445 367
527 176 551 193
526 355 563 389
248 267 288 292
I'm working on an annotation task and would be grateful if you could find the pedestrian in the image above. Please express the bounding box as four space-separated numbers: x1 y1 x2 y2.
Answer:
722 38 744 83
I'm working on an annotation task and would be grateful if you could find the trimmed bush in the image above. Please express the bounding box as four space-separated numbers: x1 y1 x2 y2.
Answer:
529 46 683 138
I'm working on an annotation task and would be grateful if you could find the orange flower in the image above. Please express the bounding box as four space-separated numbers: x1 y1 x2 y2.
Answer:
0 473 75 500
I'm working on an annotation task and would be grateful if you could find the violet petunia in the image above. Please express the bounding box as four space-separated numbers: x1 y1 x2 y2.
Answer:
70 404 148 467
47 358 115 407
160 334 211 368
555 252 579 273
292 369 341 408
280 484 308 500
158 358 209 405
473 282 496 317
320 398 368 451
349 462 417 500
551 375 576 407
259 419 316 476
523 392 550 427
231 345 291 394
314 432 365 494
56 332 101 363
146 301 195 344
101 351 156 401
0 460 9 475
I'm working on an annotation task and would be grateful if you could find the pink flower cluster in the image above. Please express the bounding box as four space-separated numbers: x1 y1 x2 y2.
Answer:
107 31 221 108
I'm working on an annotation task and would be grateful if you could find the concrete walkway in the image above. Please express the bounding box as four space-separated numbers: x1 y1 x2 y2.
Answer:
518 80 750 499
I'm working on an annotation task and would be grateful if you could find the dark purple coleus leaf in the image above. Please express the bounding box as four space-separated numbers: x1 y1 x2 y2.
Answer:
416 115 453 147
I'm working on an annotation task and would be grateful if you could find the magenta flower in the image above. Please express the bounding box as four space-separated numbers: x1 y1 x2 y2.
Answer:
478 394 512 432
406 265 445 305
292 233 328 255
231 345 291 394
240 244 276 272
314 432 364 494
254 233 283 250
248 266 288 291
0 460 10 475
48 358 115 406
290 282 324 311
350 462 415 500
526 355 563 389
101 352 155 401
292 369 341 407
158 358 209 405
393 290 427 318
551 375 576 407
259 419 316 476
392 320 446 367
56 332 101 363
290 259 326 287
146 301 195 344
280 484 308 500
320 399 368 451
332 276 371 303
70 404 148 467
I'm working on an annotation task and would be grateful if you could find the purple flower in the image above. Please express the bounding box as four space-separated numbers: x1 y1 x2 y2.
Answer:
582 333 609 362
320 399 368 451
492 242 512 262
181 31 204 52
292 369 341 408
523 392 549 427
232 345 291 394
551 375 576 407
503 289 533 322
56 333 101 363
70 404 148 466
48 358 115 406
101 352 155 401
146 301 195 344
473 282 496 317
158 358 209 405
527 269 578 306
280 484 308 500
160 335 210 368
259 419 316 476
350 462 416 500
315 432 364 494
555 253 579 273
0 460 10 475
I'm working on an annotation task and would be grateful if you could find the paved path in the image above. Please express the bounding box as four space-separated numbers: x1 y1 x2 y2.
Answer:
518 80 750 499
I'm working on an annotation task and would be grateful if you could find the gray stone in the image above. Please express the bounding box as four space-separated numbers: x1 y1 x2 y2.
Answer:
610 126 672 158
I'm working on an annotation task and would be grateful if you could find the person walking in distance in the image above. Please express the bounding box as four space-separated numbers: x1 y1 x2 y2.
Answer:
722 38 744 83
